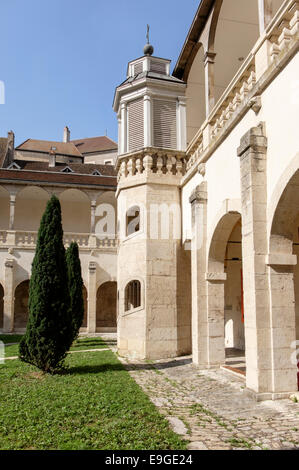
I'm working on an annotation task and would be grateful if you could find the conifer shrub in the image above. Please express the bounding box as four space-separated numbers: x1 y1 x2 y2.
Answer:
66 242 84 342
19 195 72 373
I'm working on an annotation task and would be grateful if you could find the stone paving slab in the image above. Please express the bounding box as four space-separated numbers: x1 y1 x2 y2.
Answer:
118 354 299 450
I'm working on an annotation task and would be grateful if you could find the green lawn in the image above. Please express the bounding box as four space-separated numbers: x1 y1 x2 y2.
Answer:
0 336 111 358
0 348 187 450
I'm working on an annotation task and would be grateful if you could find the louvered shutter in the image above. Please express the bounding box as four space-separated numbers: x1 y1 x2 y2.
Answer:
153 99 177 149
134 62 143 75
150 61 166 75
128 99 144 151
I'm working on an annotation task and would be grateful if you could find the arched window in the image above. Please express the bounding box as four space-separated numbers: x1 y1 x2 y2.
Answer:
126 206 140 236
125 280 141 312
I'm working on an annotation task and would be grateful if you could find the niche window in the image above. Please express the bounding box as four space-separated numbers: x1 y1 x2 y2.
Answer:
126 206 140 236
125 280 141 312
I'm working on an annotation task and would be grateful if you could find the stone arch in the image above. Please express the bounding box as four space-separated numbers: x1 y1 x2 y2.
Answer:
268 152 299 253
0 185 10 230
59 189 90 233
15 186 49 231
0 283 3 329
82 284 87 329
268 165 299 393
208 201 241 273
14 280 30 330
126 206 140 236
96 281 117 330
207 206 244 367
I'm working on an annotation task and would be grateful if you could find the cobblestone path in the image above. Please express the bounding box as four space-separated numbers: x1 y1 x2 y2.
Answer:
118 355 299 450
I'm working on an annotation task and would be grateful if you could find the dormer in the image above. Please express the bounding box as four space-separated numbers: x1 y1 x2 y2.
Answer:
113 42 186 156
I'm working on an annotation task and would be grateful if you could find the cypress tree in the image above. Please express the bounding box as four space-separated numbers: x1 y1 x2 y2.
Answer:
19 195 72 373
66 242 84 342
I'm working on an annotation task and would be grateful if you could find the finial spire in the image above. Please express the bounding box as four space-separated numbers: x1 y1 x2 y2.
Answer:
144 24 154 56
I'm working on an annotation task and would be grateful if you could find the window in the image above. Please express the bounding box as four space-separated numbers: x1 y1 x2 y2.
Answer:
92 169 102 176
126 206 140 236
128 98 144 151
125 280 141 312
153 99 177 149
104 160 113 165
61 166 74 173
7 162 21 170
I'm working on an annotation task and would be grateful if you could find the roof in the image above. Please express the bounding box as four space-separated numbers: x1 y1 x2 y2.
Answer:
118 71 185 88
16 139 83 157
71 136 118 154
0 137 8 167
172 0 215 80
10 161 117 177
0 168 117 189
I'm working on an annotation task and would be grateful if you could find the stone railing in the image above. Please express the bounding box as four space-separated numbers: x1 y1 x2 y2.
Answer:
16 231 38 247
64 232 89 247
117 148 186 182
185 0 299 178
96 237 118 248
0 231 7 245
210 66 256 140
0 230 117 250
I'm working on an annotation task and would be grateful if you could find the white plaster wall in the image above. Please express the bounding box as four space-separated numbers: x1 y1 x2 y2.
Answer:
260 52 299 213
182 108 257 242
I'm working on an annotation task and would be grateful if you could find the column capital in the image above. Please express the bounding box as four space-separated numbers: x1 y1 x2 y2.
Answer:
204 51 216 66
189 182 207 205
205 272 227 282
237 123 267 157
89 261 97 273
5 258 14 269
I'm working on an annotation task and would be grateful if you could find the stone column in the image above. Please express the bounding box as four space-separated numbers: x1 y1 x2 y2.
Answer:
204 51 216 118
267 254 298 396
189 182 208 367
120 102 127 154
258 0 273 34
205 272 226 367
9 194 16 230
3 258 14 333
237 124 272 398
177 96 187 151
90 200 97 234
87 261 97 333
144 94 152 147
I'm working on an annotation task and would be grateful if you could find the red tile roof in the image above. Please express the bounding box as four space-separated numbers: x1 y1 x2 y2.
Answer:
71 136 117 154
16 139 83 157
0 168 117 188
15 161 116 177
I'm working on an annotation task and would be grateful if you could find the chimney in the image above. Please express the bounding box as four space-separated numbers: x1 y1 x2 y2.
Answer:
6 131 15 166
63 126 70 143
49 147 56 167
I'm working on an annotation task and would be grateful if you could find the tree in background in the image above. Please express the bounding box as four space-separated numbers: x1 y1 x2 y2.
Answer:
19 195 72 373
66 242 84 342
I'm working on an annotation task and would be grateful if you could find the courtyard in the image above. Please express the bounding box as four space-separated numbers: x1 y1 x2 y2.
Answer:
1 334 299 451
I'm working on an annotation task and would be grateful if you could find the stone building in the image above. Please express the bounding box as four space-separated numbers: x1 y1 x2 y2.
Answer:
0 129 118 334
113 0 299 401
0 0 298 401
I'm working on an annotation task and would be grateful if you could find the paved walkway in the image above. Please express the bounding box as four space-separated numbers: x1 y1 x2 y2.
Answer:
118 354 299 450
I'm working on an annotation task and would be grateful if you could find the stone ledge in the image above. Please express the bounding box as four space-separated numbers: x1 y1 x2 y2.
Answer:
266 253 297 266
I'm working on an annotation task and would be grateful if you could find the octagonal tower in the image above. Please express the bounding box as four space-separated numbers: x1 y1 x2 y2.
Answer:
113 44 191 359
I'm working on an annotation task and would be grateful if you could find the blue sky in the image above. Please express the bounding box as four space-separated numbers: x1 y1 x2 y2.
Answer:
0 0 199 146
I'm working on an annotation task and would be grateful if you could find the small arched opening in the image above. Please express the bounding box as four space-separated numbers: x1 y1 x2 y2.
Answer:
14 280 30 330
96 281 117 331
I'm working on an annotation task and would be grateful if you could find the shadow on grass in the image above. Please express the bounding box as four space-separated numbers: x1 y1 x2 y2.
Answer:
68 357 192 375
